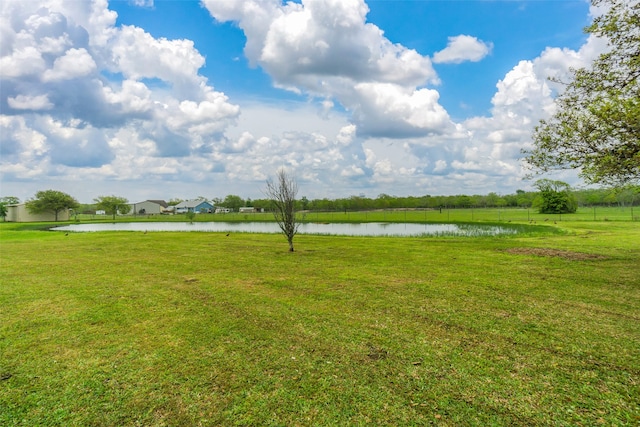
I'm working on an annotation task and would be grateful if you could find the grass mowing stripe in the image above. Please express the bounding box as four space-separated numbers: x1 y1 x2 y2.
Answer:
1 220 639 425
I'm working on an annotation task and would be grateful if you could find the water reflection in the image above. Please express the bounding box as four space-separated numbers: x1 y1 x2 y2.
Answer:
53 222 524 237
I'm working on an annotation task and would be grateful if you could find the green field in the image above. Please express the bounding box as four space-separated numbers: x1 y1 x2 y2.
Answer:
1 215 639 426
74 205 639 225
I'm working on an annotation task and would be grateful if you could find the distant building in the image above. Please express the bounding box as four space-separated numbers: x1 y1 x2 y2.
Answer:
215 207 232 214
239 207 263 213
175 199 214 214
5 204 71 222
129 200 168 215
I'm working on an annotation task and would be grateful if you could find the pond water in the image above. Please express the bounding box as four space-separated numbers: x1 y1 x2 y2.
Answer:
52 222 526 237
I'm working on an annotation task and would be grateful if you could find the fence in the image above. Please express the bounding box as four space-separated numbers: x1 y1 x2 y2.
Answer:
299 206 638 223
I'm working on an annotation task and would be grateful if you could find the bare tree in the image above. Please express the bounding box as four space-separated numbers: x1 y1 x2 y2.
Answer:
265 169 299 252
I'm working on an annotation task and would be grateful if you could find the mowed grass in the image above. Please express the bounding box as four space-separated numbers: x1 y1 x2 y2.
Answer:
0 219 639 426
77 205 637 224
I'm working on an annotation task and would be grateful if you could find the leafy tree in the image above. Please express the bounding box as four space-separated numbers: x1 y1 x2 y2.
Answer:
484 192 507 207
95 195 131 220
299 196 309 210
613 185 640 207
250 198 271 210
455 195 473 208
525 0 639 186
26 190 79 221
1 196 20 205
265 169 300 252
222 194 244 211
534 179 578 214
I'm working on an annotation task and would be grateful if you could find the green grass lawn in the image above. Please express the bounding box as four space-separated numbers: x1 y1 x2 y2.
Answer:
1 217 639 426
77 205 638 224
296 206 638 223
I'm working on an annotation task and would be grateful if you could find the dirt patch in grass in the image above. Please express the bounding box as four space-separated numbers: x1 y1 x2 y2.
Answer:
505 247 607 261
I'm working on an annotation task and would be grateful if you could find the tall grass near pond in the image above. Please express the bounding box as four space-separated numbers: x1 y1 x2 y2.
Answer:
1 220 639 426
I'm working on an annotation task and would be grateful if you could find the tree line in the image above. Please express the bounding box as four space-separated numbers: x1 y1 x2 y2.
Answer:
247 185 639 212
1 184 638 221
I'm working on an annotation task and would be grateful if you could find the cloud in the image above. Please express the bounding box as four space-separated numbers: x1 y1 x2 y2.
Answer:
433 35 493 64
110 25 206 94
0 0 610 201
44 119 114 167
0 0 239 179
129 0 154 7
202 0 443 138
43 47 97 81
7 94 53 110
351 83 452 137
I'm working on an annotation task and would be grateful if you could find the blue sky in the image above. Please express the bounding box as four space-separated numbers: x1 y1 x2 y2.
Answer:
1 0 604 203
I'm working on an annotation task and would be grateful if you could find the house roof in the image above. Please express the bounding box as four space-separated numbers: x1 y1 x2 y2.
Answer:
147 200 168 208
175 199 213 208
132 200 169 208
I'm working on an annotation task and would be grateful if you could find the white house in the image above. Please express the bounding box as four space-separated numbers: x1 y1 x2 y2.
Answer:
5 204 71 222
239 207 259 213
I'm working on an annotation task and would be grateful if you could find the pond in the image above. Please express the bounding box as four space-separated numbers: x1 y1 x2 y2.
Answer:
52 222 529 237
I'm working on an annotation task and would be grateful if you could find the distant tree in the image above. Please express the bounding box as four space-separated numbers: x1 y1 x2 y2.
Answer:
484 192 504 207
299 196 309 210
1 196 20 205
168 198 183 206
525 0 639 186
376 194 392 209
94 195 131 220
455 195 473 208
250 198 271 211
26 190 79 221
614 185 640 207
0 196 20 220
533 179 578 214
223 194 244 211
265 169 300 252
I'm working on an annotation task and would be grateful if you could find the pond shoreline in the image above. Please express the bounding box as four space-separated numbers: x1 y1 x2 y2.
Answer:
51 221 539 237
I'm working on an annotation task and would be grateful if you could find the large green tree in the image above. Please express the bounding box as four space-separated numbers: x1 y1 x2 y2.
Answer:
525 0 639 186
222 194 245 211
533 179 578 214
94 196 131 220
26 190 79 221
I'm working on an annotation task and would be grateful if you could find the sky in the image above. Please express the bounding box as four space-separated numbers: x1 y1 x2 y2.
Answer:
0 0 608 204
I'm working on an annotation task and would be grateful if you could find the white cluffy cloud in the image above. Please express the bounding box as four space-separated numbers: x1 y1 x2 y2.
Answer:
433 35 493 64
0 0 610 202
202 0 450 138
1 0 239 183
